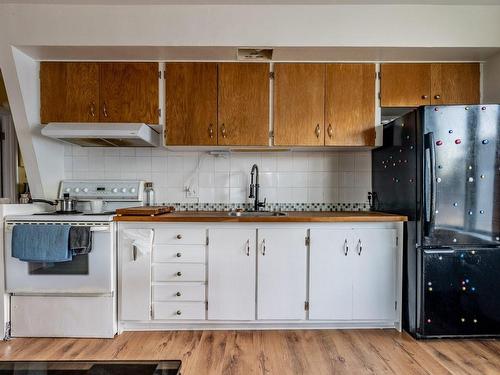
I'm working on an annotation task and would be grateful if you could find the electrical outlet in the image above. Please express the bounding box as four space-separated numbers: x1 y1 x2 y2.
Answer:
185 186 198 198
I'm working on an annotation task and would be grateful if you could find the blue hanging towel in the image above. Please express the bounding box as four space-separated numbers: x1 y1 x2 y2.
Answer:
12 224 72 262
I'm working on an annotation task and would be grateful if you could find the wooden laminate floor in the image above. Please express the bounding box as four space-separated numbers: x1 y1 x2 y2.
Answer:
0 330 499 375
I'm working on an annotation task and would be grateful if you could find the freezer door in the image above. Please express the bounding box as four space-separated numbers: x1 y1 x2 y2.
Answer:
420 248 500 338
422 105 500 247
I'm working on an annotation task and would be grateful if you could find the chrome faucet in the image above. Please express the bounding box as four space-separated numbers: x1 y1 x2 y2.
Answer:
249 164 266 211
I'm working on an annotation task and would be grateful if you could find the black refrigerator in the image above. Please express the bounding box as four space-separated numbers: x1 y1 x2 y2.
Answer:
372 104 500 338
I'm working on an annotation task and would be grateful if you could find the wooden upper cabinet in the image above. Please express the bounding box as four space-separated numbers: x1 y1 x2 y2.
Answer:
165 63 217 146
325 64 375 146
218 63 269 146
274 64 325 146
99 63 159 124
380 63 431 107
430 63 480 105
40 62 99 123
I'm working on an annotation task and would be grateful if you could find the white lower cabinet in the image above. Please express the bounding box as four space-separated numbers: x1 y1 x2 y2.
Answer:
352 229 397 320
207 228 256 320
309 228 397 321
119 228 152 321
119 222 401 329
309 229 353 320
257 228 307 320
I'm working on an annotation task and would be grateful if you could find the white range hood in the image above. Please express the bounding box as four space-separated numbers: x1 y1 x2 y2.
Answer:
41 123 161 147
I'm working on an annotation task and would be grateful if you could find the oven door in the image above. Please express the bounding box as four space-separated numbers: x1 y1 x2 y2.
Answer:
4 222 115 294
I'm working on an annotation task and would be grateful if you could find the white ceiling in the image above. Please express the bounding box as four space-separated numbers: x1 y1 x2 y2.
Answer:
18 46 500 61
1 0 500 4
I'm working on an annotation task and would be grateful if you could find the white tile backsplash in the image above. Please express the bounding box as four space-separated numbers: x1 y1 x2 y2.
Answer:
64 149 372 204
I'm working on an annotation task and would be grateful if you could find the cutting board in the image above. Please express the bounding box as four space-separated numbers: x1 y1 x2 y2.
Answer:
116 206 175 216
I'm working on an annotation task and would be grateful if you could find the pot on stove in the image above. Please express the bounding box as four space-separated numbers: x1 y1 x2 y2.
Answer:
31 193 80 213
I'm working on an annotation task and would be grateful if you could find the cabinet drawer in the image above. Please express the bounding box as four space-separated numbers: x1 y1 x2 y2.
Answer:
152 264 206 282
153 283 205 302
153 245 205 263
153 302 206 320
154 228 206 245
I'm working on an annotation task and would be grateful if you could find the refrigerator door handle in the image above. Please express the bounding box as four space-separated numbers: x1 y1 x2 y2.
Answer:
424 132 437 237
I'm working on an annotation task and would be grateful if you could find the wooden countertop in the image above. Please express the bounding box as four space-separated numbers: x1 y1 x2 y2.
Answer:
113 211 407 223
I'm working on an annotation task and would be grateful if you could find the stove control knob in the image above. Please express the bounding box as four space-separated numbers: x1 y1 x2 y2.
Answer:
112 188 118 193
130 188 137 193
74 188 80 193
121 188 127 193
83 188 89 193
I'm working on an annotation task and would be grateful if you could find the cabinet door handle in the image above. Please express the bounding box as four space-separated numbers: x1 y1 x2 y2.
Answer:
103 102 108 117
132 245 138 261
422 95 429 99
208 124 214 139
176 310 182 316
89 102 96 117
176 271 182 277
315 124 321 138
176 292 181 297
343 239 349 256
357 239 363 256
262 238 266 256
176 252 182 258
176 234 182 239
246 239 250 256
327 124 333 138
221 123 227 138
434 94 441 100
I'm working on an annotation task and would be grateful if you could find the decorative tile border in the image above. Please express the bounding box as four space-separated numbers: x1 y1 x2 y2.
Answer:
162 202 370 212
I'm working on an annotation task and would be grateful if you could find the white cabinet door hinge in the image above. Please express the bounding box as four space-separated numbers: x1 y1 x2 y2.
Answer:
305 236 310 246
396 236 399 247
150 305 154 319
206 236 209 246
395 301 398 311
205 301 208 311
305 301 309 311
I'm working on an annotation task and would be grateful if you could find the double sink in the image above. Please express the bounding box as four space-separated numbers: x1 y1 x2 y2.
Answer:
227 210 288 217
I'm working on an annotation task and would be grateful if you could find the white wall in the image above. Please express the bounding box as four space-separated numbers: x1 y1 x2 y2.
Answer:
484 51 500 102
63 147 372 205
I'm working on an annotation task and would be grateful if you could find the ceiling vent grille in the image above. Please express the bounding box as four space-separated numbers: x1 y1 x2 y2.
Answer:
237 48 273 61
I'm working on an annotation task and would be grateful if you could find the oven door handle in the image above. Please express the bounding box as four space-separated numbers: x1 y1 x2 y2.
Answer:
90 226 110 232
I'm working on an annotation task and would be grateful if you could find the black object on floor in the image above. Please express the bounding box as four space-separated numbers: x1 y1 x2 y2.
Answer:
0 361 181 375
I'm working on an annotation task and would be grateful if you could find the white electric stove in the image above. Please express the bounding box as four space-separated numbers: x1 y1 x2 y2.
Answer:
4 180 144 338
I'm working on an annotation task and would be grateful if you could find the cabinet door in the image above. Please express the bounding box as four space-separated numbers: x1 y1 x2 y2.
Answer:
207 228 256 320
325 64 375 146
380 63 431 107
218 63 269 146
100 62 159 124
257 228 307 320
352 229 397 320
165 63 217 145
309 229 354 320
274 64 325 146
40 62 99 123
120 229 152 321
431 63 480 105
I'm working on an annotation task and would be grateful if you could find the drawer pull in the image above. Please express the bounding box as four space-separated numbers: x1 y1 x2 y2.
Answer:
176 292 181 297
176 252 182 258
176 271 182 277
176 310 182 316
176 234 182 239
